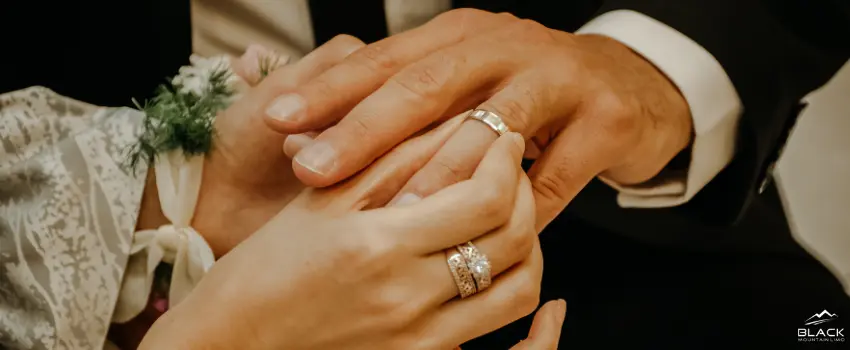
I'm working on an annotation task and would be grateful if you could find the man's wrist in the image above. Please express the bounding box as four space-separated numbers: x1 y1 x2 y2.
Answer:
576 10 742 207
575 33 693 184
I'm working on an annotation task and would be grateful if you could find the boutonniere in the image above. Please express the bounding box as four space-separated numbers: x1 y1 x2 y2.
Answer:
126 48 287 171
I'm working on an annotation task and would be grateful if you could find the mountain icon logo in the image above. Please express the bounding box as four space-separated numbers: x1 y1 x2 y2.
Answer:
804 310 838 326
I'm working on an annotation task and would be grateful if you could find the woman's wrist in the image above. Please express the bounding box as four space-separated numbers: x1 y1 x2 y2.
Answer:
139 283 265 350
136 168 169 231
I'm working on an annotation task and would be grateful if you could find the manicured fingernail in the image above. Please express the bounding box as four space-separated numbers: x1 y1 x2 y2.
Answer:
391 193 422 207
554 299 567 324
294 141 337 175
283 133 315 157
265 94 305 123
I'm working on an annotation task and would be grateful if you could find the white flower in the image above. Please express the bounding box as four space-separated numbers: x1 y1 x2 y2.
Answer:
171 55 246 97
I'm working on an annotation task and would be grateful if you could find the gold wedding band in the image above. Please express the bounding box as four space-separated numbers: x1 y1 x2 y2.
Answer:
446 249 477 298
467 109 510 136
457 242 492 292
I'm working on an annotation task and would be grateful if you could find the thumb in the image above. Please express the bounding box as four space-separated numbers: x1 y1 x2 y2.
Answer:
511 299 567 350
527 122 613 232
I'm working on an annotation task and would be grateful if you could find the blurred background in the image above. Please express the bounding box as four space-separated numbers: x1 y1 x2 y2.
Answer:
778 60 850 294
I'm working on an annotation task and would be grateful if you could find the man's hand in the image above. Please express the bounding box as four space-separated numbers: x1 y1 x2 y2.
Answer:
263 9 692 230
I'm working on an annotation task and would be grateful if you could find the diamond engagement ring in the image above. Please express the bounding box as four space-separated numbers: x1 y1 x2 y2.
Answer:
457 242 492 292
446 248 478 298
467 109 510 136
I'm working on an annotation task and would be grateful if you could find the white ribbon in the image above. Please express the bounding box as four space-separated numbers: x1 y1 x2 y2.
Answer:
112 151 215 323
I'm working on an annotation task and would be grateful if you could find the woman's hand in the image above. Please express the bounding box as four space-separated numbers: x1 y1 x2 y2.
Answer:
186 36 367 256
262 9 692 230
141 127 543 350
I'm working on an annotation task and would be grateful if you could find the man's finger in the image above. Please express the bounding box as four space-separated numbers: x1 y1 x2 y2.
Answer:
528 116 624 231
282 131 319 158
511 299 567 350
212 36 367 183
262 9 516 135
287 31 528 187
392 74 571 202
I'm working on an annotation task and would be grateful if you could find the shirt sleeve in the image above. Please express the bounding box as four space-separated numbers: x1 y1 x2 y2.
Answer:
576 10 743 208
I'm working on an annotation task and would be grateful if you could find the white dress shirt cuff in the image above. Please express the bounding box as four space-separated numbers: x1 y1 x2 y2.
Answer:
577 10 743 208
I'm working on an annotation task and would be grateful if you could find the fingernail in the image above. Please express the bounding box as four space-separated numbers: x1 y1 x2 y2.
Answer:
554 299 567 324
391 193 422 207
265 94 305 123
294 141 337 175
283 133 315 157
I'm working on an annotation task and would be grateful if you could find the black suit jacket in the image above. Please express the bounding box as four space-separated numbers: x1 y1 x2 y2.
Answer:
2 0 848 251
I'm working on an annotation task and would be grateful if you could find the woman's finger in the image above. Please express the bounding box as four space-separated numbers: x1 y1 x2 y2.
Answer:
511 299 567 350
370 131 525 253
414 238 544 350
230 44 289 86
422 174 536 306
389 119 497 204
263 34 366 92
297 114 465 214
193 37 369 250
215 35 367 168
208 35 366 183
392 70 579 203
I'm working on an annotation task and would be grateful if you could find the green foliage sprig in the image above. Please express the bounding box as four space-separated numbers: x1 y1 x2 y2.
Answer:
125 65 235 172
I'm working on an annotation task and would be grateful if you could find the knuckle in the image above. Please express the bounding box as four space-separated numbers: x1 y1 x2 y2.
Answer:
387 335 414 350
592 97 641 146
347 115 377 140
307 76 341 100
506 219 535 258
437 8 489 25
436 8 498 39
327 34 366 49
531 169 568 201
496 11 519 21
514 278 542 316
475 186 512 222
509 19 557 45
341 224 395 270
389 60 452 102
429 155 471 185
353 43 399 73
373 287 420 329
483 96 532 134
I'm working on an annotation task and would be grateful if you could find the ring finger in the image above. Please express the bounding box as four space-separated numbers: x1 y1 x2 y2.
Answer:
419 174 536 307
417 237 544 350
392 75 563 202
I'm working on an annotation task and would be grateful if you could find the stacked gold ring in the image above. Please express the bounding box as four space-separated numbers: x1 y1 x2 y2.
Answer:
445 249 477 298
445 242 493 298
457 242 492 292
